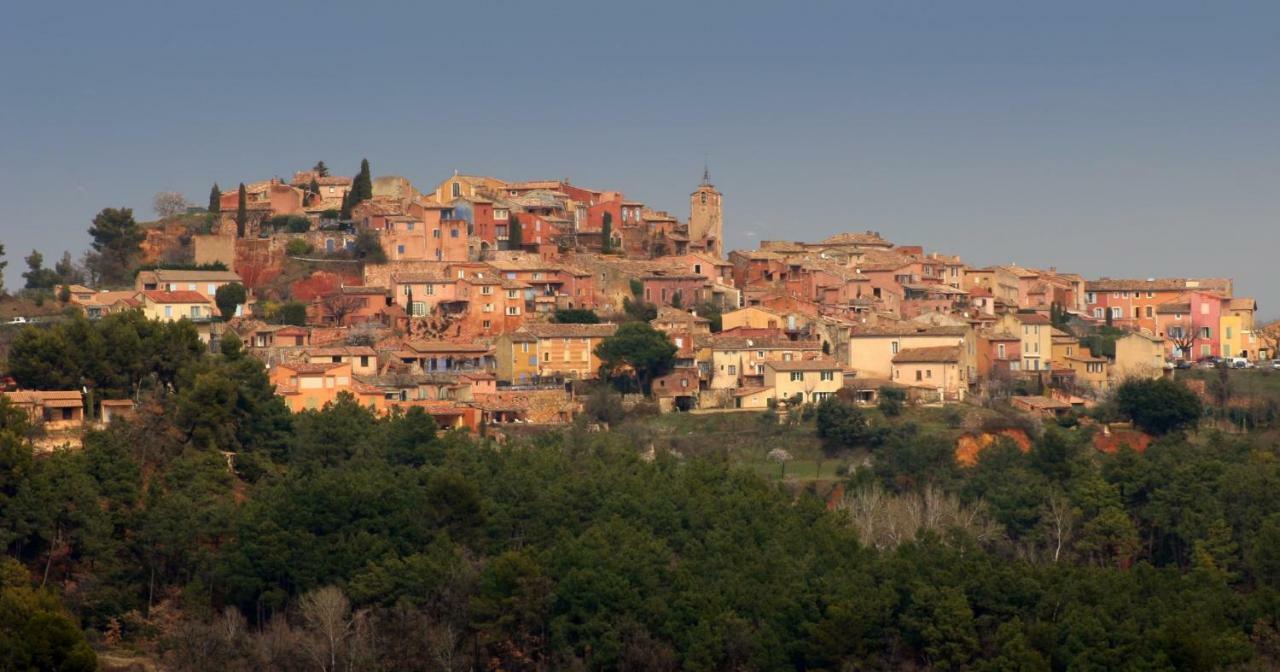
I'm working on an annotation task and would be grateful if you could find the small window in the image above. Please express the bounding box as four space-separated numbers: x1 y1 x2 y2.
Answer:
790 371 804 382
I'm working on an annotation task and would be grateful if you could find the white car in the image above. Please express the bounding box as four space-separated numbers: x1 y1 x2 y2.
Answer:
5 316 28 325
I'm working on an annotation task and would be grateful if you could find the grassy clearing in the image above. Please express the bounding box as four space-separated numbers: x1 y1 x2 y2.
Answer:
620 402 984 483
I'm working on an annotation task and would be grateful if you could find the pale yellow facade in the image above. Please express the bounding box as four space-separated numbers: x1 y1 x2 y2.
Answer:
1113 332 1165 381
764 362 843 404
847 329 974 380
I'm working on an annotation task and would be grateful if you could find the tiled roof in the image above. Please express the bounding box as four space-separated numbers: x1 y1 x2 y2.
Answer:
306 346 377 357
146 269 242 282
141 290 213 304
850 325 969 337
892 345 961 364
765 358 842 372
520 323 618 339
277 361 348 374
1010 313 1052 325
1086 277 1232 292
1156 303 1191 314
404 340 493 354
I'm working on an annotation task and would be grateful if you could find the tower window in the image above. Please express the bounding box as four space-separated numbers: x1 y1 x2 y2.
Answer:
700 193 707 204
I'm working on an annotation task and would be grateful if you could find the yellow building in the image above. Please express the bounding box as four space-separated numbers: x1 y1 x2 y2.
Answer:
890 345 967 401
1062 353 1110 392
494 332 539 384
847 325 973 380
512 323 618 380
1221 298 1258 359
721 306 790 331
139 290 219 342
764 359 843 404
1113 332 1166 381
995 313 1054 372
1050 328 1081 364
710 335 823 389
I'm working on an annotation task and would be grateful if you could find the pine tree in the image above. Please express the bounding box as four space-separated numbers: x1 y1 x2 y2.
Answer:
208 183 221 213
601 212 613 253
313 160 329 177
235 183 248 238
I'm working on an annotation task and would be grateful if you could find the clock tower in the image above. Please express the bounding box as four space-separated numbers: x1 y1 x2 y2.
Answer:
688 167 723 258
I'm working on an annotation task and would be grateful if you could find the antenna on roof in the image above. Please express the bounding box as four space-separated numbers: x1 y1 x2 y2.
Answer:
702 155 711 185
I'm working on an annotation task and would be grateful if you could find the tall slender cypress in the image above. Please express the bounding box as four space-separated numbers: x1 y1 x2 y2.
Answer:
235 183 248 237
209 183 221 213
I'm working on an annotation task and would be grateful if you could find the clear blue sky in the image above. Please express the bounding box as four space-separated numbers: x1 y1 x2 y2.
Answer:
2 1 1277 313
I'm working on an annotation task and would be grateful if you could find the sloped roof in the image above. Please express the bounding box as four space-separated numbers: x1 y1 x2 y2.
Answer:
892 345 961 364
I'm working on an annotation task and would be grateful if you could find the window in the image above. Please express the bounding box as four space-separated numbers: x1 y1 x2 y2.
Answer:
915 370 922 381
506 306 519 316
1199 327 1211 339
1093 308 1104 318
495 209 508 220
1227 326 1234 339
483 320 491 329
790 371 804 382
360 356 370 368
433 229 441 238
164 305 172 318
450 228 459 238
1133 307 1140 319
926 369 932 379
411 302 426 316
891 341 899 354
424 284 435 296
481 285 493 295
1145 306 1153 318
406 222 414 231
1110 307 1122 319
1086 292 1096 304
1201 303 1210 315
1147 291 1154 298
451 182 460 198
820 371 834 382
190 306 201 318
507 289 518 299
397 245 405 255
997 343 1006 358
728 365 736 375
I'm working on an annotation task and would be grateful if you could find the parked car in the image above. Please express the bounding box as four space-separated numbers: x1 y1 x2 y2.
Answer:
1227 357 1251 369
1173 359 1192 369
1272 359 1280 370
1198 357 1221 368
5 316 28 325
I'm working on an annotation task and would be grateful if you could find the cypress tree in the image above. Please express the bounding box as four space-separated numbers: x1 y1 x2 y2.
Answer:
235 183 248 238
508 214 523 250
313 160 329 177
601 212 613 253
208 183 221 213
340 190 353 220
351 158 373 204
308 177 321 205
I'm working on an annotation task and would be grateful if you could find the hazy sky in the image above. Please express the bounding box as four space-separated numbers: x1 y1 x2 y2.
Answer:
2 1 1277 313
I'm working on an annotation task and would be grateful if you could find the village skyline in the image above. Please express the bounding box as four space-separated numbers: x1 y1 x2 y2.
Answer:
3 1 1278 310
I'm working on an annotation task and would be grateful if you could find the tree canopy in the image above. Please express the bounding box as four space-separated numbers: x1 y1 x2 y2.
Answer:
594 322 677 394
86 207 145 287
1115 377 1203 435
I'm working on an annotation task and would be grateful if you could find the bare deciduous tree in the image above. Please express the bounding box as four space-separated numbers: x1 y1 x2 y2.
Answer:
154 191 191 219
838 484 1000 550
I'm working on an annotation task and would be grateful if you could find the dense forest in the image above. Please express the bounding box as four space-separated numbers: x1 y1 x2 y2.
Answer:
4 315 1280 670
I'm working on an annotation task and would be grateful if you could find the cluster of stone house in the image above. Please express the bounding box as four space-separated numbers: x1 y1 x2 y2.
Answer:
23 164 1260 438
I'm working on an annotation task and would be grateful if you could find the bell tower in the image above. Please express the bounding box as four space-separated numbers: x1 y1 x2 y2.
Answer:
688 166 723 258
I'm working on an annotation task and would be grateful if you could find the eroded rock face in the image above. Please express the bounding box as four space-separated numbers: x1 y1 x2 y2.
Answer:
955 428 1032 467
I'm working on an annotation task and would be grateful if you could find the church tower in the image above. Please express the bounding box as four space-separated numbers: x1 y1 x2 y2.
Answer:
688 166 723 258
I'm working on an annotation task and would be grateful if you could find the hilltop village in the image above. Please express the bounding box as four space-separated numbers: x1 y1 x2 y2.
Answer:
1 160 1267 436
